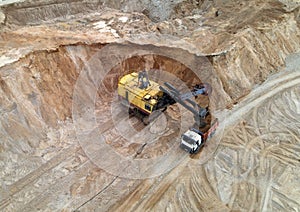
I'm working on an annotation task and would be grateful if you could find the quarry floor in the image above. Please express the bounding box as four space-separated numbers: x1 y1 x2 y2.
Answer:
0 52 299 211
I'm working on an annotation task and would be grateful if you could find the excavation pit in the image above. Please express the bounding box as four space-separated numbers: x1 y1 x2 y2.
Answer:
0 41 220 182
69 43 221 178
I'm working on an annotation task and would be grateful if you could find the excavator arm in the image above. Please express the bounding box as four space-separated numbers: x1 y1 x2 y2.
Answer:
158 81 218 154
159 82 209 127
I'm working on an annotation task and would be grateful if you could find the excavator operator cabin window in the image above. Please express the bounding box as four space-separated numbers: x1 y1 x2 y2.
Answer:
145 104 151 111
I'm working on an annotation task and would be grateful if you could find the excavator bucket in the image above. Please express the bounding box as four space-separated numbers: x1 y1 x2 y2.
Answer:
202 83 212 96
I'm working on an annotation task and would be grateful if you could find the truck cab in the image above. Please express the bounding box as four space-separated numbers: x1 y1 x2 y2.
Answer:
180 129 204 154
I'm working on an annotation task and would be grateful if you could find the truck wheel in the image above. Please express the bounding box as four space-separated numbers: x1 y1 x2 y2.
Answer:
191 145 201 154
190 149 197 154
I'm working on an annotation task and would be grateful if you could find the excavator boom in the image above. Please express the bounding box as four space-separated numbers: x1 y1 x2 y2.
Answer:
159 82 209 126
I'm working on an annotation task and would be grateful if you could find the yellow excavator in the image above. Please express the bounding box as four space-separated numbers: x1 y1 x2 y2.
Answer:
118 71 218 153
118 71 174 124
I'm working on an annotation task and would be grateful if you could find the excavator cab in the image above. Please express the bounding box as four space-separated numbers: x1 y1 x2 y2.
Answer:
137 70 151 89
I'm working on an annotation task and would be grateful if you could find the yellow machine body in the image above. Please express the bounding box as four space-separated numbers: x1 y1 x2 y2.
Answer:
118 72 163 115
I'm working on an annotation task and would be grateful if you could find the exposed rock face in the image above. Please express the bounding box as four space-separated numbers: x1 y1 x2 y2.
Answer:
0 9 5 24
0 0 299 211
1 0 299 106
